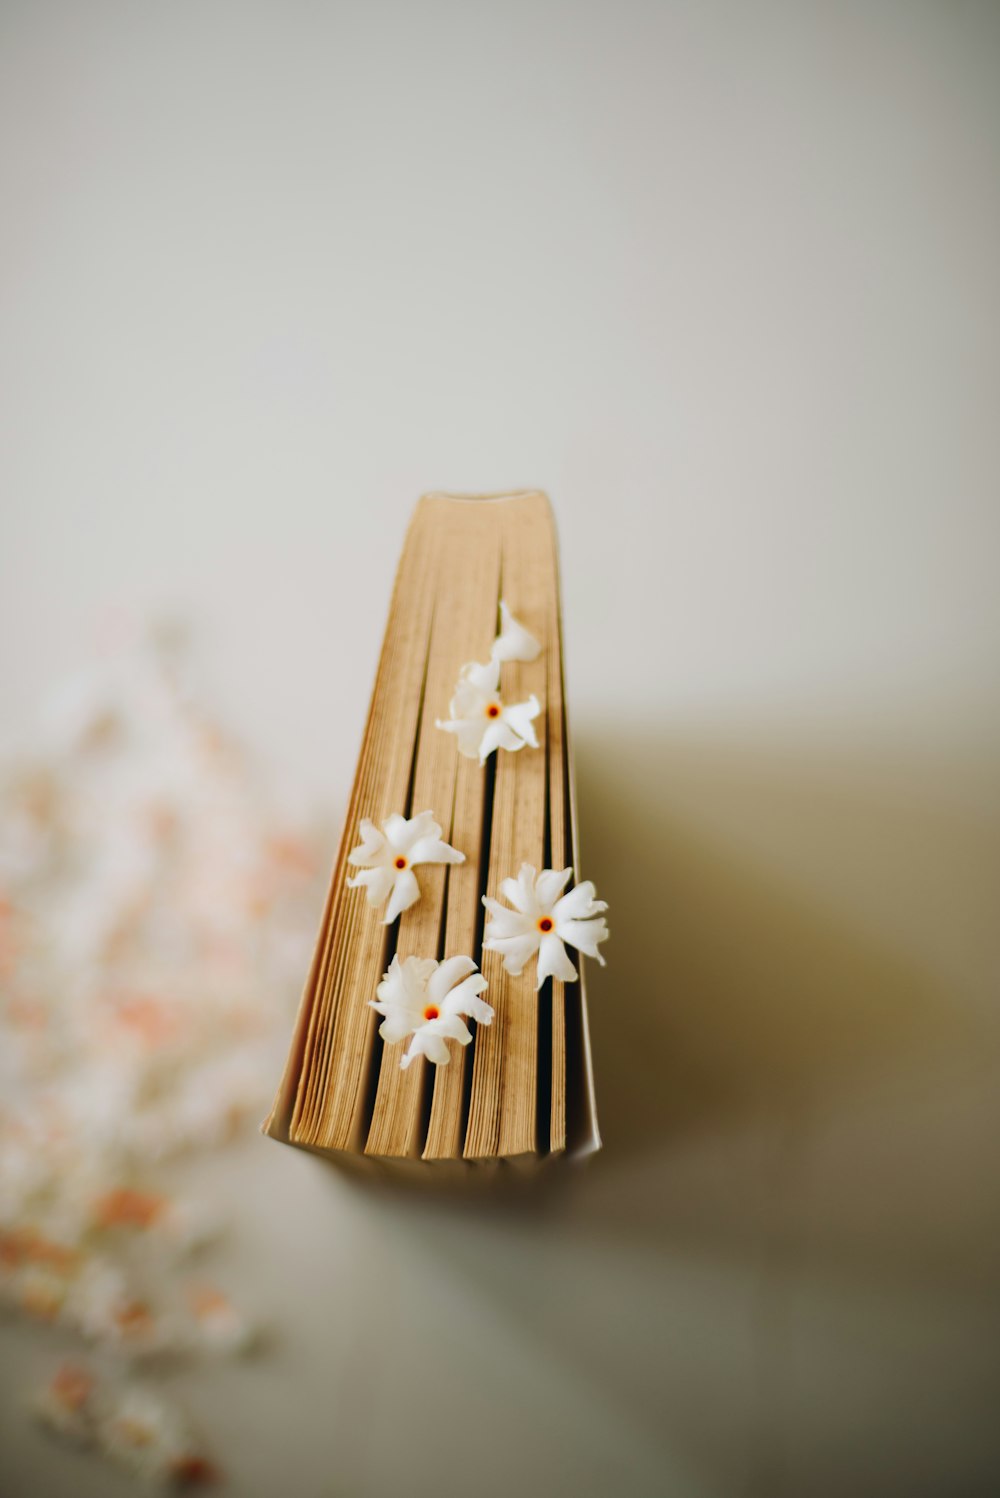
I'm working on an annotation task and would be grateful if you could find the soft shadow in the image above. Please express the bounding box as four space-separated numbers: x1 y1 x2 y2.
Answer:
302 716 999 1495
574 721 980 1165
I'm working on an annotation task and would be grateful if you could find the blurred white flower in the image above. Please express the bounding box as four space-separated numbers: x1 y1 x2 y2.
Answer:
35 1364 214 1485
33 1363 101 1446
68 1259 161 1353
0 624 323 1479
370 954 493 1068
98 1385 200 1481
490 601 541 665
347 811 464 924
14 1264 70 1323
482 865 609 989
436 658 540 765
186 1282 256 1355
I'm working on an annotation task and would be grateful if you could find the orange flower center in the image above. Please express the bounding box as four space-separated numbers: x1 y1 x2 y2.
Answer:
117 1418 155 1447
537 916 554 933
114 1300 153 1335
423 1004 440 1021
170 1457 218 1484
394 856 407 869
94 1187 165 1230
52 1366 94 1411
485 703 501 718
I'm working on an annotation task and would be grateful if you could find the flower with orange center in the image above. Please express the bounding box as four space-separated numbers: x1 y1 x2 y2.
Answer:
370 953 493 1068
436 657 540 765
186 1282 253 1353
97 1385 203 1481
33 1361 99 1444
19 1268 66 1321
93 1187 167 1231
483 864 609 989
347 811 465 924
51 1364 96 1413
114 1299 155 1338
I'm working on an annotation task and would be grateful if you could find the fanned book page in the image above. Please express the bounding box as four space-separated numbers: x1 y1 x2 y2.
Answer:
263 491 602 1174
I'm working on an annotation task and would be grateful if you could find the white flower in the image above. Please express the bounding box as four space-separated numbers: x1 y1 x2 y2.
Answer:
346 811 464 924
482 865 609 989
370 954 493 1069
67 1259 168 1353
436 659 540 765
435 602 541 764
186 1283 255 1354
490 601 541 665
97 1385 193 1480
33 1363 100 1446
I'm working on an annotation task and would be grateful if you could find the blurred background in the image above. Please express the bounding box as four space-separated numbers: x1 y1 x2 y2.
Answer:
1 2 999 1494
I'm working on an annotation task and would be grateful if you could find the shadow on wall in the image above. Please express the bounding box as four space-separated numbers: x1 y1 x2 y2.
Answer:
326 707 1000 1497
348 704 997 1244
575 716 987 1163
571 713 1000 1280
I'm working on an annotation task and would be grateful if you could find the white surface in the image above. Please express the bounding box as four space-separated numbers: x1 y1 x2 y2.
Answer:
2 3 999 1495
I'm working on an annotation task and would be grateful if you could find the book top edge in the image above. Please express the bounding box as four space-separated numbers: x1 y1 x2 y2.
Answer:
418 489 549 505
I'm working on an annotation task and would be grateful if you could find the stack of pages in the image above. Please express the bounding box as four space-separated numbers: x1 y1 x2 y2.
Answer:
263 490 600 1173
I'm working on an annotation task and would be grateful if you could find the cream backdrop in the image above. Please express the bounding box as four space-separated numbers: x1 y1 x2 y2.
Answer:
1 3 999 1495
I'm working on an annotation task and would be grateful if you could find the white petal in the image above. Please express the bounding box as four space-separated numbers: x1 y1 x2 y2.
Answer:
408 955 440 987
459 658 501 694
373 956 423 1017
444 976 493 1026
403 1014 472 1067
552 879 607 922
407 835 464 867
347 866 395 906
556 915 609 963
534 867 572 910
482 898 534 940
427 1013 474 1045
483 930 540 976
491 600 542 664
402 1030 451 1067
438 967 487 1010
395 810 441 850
384 867 421 923
428 955 478 1004
377 951 403 986
376 954 432 1009
374 1009 416 1044
499 865 538 914
448 677 491 717
536 932 578 988
478 718 522 763
347 819 385 865
436 716 486 759
382 813 410 849
502 696 540 748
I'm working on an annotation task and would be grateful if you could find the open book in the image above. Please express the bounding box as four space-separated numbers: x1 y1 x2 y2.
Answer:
262 491 601 1172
